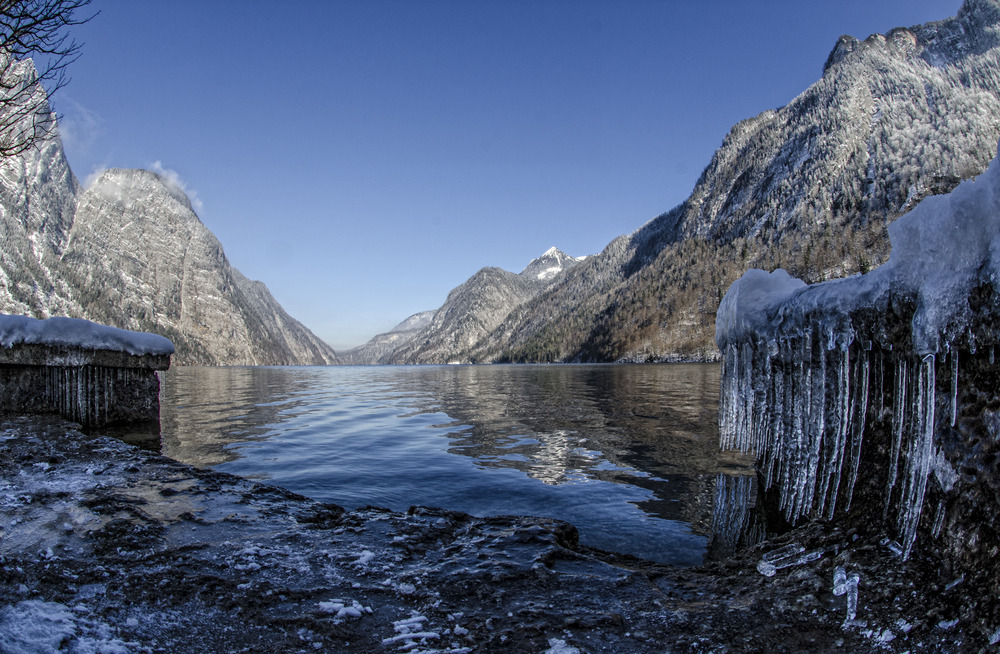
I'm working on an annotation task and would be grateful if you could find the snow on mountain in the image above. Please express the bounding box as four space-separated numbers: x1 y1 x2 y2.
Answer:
389 310 437 333
521 247 585 283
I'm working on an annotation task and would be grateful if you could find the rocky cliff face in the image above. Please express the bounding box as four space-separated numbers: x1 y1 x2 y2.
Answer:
391 267 542 364
465 0 1000 364
343 248 582 365
0 92 79 320
61 168 337 365
0 88 336 365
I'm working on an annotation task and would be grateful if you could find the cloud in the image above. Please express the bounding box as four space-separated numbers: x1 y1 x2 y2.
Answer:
56 99 102 161
150 161 205 214
83 161 110 188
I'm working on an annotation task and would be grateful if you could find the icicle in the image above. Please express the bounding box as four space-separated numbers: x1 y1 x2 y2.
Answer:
884 358 908 519
843 346 869 513
821 348 851 519
763 542 805 563
898 354 936 560
932 499 947 538
802 340 826 517
881 537 904 557
751 339 770 456
712 474 756 551
720 344 738 452
756 542 823 577
763 343 786 488
949 349 959 428
833 566 848 595
785 330 812 521
844 573 860 622
740 342 754 452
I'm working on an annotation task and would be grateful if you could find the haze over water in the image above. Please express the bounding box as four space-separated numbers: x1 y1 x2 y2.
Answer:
158 363 750 566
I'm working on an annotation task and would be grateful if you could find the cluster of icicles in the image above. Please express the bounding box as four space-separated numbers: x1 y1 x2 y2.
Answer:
44 365 140 427
719 325 959 559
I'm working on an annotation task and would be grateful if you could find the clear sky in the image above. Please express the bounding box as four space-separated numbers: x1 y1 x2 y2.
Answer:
55 0 959 350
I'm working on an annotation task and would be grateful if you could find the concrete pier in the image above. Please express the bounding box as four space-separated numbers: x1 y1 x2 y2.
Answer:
0 315 173 428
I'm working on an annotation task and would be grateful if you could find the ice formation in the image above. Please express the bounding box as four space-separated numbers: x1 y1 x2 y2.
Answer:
43 365 150 427
0 314 174 356
755 542 823 577
717 142 1000 559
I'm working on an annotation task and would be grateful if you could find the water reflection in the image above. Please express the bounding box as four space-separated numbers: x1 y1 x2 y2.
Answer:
158 363 756 564
404 364 752 534
160 366 324 467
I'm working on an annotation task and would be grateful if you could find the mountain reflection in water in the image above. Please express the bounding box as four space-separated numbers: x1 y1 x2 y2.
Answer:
158 364 753 565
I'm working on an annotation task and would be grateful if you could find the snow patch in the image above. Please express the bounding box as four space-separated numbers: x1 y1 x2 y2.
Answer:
317 598 372 621
545 638 581 654
0 314 174 356
715 268 807 346
0 600 133 653
383 612 441 649
537 266 564 281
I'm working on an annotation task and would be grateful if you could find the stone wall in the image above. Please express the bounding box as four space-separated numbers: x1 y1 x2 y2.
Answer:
0 342 171 428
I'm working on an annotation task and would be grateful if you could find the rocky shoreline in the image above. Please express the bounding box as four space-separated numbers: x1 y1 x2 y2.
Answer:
0 415 991 652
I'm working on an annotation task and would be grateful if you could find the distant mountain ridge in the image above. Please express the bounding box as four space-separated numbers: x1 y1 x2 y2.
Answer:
0 76 337 365
340 248 583 364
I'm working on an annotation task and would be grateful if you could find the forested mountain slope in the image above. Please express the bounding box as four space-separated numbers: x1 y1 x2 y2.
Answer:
468 0 1000 363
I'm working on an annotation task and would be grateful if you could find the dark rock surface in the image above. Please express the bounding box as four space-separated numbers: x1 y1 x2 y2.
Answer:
0 416 990 652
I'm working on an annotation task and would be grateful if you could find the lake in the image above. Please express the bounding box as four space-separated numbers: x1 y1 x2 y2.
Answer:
157 363 752 566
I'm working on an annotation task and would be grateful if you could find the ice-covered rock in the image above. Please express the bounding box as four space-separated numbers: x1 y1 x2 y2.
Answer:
717 141 1000 562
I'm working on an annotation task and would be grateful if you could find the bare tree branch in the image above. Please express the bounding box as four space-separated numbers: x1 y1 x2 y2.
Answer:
0 0 95 157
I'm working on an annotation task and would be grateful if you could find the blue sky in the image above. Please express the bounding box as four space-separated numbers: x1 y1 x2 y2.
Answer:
56 1 959 350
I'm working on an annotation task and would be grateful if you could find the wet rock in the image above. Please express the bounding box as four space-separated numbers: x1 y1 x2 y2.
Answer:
0 415 991 651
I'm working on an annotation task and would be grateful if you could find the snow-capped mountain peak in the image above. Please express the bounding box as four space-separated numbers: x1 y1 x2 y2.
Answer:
520 247 583 282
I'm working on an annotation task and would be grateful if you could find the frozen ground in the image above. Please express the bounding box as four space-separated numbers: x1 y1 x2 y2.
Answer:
0 416 988 652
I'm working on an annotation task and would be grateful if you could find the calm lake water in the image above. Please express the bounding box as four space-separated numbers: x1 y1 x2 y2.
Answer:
158 363 751 566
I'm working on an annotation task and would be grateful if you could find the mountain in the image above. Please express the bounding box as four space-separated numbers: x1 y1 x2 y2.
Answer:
519 247 586 285
336 310 437 365
341 248 583 364
0 68 337 365
462 0 1000 363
